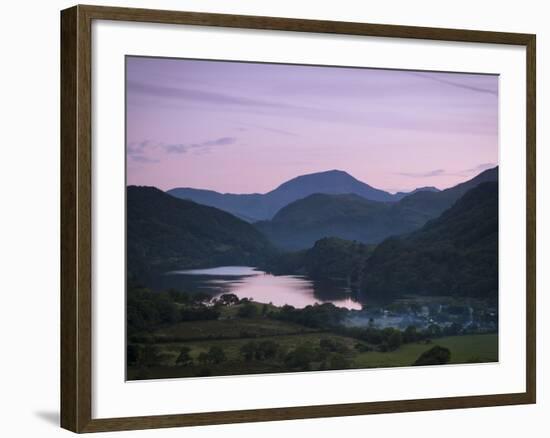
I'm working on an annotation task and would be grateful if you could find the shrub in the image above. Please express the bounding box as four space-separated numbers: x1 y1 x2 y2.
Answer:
413 345 451 366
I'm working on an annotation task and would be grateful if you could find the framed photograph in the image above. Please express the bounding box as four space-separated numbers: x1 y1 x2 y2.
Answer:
60 5 536 433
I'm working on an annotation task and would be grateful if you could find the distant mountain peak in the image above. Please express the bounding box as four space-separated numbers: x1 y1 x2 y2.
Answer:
272 169 362 188
167 167 498 223
168 169 397 221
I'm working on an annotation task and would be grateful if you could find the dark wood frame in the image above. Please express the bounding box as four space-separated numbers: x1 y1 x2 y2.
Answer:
61 4 536 433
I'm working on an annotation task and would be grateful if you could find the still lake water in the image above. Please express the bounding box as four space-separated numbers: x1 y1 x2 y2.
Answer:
151 266 362 310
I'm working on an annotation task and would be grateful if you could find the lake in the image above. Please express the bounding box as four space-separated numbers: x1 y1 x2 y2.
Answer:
151 266 362 310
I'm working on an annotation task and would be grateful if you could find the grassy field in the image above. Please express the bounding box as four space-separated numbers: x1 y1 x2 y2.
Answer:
352 334 498 369
128 310 498 380
147 317 318 342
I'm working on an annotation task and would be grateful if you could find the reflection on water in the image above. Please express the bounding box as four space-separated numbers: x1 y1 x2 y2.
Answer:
152 266 362 310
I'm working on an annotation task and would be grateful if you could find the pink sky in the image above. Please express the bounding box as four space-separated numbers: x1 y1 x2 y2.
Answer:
126 57 498 194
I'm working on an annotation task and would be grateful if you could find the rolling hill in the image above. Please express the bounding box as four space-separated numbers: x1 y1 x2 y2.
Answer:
127 186 274 281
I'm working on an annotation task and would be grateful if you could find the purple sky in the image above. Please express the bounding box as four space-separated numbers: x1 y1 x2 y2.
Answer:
126 56 498 194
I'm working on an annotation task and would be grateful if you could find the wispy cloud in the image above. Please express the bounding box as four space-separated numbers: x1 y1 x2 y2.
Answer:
127 81 300 111
398 169 446 178
127 140 153 156
127 140 160 163
127 137 237 164
130 155 159 163
164 137 237 154
237 122 299 137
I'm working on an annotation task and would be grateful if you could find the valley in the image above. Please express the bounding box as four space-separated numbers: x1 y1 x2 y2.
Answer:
127 167 499 380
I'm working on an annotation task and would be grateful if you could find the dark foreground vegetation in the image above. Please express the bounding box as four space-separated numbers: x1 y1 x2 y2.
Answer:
127 286 498 380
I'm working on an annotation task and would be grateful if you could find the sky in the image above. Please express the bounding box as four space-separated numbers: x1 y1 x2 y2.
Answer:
126 56 498 194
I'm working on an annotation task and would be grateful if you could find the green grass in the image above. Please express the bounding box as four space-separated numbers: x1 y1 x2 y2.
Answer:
127 333 498 380
352 334 498 369
142 316 318 342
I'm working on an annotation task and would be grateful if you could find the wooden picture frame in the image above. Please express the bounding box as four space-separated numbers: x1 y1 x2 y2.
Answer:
61 4 536 433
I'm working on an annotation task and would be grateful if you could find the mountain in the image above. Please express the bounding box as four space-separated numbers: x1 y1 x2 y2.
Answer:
395 167 498 220
268 169 395 204
362 181 498 301
167 170 434 222
255 194 402 250
393 186 440 200
255 167 498 250
127 186 274 281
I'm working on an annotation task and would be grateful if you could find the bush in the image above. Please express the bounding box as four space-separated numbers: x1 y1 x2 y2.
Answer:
175 346 193 366
413 346 451 366
237 303 258 318
320 338 348 354
284 345 315 371
207 346 226 364
240 340 280 361
240 341 258 361
328 353 351 370
354 343 372 353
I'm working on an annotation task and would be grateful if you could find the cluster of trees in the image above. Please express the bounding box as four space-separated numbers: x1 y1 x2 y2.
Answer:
128 344 228 370
127 288 262 337
265 237 374 285
240 340 281 361
334 323 453 352
240 337 352 372
274 302 348 329
127 287 220 336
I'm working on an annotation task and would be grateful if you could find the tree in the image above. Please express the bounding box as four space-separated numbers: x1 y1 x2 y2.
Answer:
258 340 279 360
285 345 315 371
197 352 209 365
354 343 372 353
240 341 258 361
207 346 226 364
140 345 160 367
237 302 258 318
176 346 193 366
403 325 418 343
443 322 462 336
426 324 442 338
413 345 451 366
328 353 351 370
168 288 191 304
320 338 348 354
192 292 211 304
387 330 403 350
218 293 240 306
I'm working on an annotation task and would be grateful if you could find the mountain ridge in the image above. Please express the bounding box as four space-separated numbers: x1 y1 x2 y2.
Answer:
255 167 498 250
362 181 499 300
127 186 274 282
167 169 440 221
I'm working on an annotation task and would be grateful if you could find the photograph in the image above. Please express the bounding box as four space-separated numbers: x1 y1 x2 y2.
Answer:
125 56 499 381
